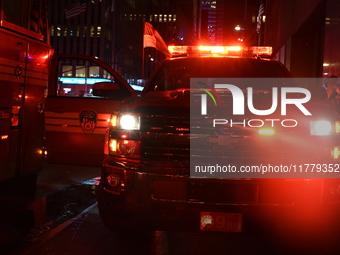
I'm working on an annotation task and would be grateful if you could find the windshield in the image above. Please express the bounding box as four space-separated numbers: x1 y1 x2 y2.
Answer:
145 57 291 93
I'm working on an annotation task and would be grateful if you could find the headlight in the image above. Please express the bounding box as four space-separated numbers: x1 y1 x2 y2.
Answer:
111 114 140 130
120 115 140 130
310 121 332 136
109 139 140 158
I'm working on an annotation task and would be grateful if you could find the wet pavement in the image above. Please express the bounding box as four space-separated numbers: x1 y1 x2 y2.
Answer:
0 161 101 254
2 162 340 255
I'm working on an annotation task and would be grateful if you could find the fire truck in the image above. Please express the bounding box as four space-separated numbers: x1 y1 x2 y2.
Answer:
0 1 136 196
98 45 340 240
0 1 51 196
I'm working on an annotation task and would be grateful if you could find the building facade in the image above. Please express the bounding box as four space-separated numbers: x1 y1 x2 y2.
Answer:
265 0 340 79
48 0 115 68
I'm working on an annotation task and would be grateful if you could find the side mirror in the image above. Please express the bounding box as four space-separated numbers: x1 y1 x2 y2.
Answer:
92 82 130 100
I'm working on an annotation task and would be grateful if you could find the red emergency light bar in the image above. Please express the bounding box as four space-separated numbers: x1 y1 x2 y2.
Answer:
168 45 272 58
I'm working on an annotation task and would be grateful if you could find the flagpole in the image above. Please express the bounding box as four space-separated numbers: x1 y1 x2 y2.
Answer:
142 21 171 81
256 1 264 46
142 21 145 81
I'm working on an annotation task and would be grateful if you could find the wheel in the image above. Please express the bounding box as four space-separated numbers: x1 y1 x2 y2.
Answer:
97 182 142 234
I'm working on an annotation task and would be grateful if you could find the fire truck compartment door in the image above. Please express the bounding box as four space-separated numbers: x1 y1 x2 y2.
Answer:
45 54 137 166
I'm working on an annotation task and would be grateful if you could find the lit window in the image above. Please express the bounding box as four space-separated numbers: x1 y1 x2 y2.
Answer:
76 66 85 77
62 66 73 77
89 66 100 77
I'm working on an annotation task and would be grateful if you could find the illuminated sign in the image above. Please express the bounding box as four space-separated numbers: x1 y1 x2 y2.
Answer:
59 77 110 84
59 77 143 91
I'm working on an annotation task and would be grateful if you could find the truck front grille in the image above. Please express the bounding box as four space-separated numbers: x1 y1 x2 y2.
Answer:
141 115 190 164
140 114 329 173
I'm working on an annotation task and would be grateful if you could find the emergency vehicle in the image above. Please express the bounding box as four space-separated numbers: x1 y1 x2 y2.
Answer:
98 45 340 237
0 1 51 197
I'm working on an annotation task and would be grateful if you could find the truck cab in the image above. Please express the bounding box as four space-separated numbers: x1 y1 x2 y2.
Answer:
98 45 340 236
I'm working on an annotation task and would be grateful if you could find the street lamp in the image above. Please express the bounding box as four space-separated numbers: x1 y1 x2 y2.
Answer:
234 25 245 43
235 25 244 31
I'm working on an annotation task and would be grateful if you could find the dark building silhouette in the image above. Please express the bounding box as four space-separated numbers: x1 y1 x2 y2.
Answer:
48 0 262 82
48 0 115 68
265 0 340 79
48 0 340 82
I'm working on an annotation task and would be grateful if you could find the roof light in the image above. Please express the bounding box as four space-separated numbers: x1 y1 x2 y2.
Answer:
199 46 212 52
168 45 272 58
227 46 242 52
168 45 188 55
249 46 272 57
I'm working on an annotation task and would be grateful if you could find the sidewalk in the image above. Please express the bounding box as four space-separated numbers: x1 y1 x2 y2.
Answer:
0 162 101 250
36 161 101 198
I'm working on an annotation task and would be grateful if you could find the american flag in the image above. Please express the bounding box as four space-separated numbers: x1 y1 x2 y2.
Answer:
256 1 265 33
65 0 87 19
143 22 156 48
143 22 171 58
144 22 154 37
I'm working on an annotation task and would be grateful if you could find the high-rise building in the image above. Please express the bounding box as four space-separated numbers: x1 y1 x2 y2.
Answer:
48 0 262 82
265 0 340 78
49 0 115 68
48 0 189 82
194 0 261 46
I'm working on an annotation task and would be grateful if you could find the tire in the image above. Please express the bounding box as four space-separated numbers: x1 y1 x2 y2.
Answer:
97 182 141 234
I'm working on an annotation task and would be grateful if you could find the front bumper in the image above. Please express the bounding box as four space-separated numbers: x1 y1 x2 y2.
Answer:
99 159 340 232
